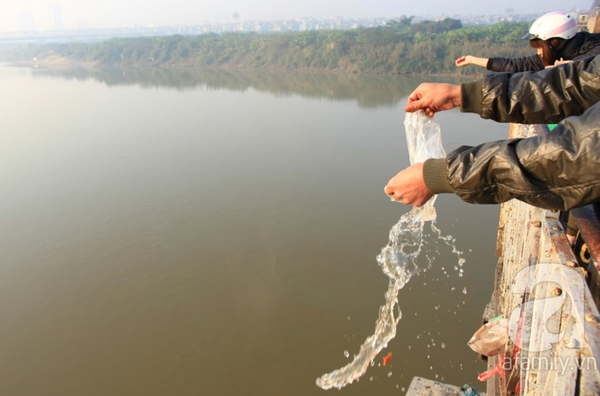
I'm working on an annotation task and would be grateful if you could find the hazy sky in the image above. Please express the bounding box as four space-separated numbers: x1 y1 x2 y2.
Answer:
0 0 593 31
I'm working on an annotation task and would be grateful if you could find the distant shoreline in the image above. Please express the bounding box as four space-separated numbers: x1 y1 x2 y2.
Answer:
0 20 531 77
6 58 480 79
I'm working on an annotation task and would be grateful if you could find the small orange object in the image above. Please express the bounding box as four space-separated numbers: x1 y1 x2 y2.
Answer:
383 352 392 366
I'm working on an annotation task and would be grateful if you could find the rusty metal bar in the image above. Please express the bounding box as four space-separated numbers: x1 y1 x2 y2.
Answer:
571 203 600 266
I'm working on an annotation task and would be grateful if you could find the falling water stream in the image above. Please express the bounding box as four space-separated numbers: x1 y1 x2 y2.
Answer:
316 112 462 390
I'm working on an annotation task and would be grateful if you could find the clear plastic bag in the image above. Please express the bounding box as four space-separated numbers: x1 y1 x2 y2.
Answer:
467 317 508 356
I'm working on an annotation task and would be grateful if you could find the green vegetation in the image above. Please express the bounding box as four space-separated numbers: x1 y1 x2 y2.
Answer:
1 18 534 75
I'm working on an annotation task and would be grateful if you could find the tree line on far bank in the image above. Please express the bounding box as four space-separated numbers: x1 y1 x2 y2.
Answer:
0 17 534 75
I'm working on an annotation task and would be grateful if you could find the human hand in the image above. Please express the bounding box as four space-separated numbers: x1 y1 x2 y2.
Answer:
384 163 433 207
455 55 471 66
404 83 461 117
455 55 488 68
546 58 573 68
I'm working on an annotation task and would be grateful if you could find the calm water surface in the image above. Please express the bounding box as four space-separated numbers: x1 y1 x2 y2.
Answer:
0 66 508 395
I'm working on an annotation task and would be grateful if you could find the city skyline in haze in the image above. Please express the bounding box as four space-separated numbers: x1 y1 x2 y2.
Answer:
1 0 592 32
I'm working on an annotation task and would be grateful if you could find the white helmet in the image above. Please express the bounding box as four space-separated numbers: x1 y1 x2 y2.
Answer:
522 11 577 41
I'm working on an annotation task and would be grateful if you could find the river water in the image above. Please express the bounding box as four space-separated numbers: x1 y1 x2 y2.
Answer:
0 65 507 395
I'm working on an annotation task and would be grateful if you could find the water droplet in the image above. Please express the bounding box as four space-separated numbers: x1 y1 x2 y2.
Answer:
344 350 349 358
462 287 467 295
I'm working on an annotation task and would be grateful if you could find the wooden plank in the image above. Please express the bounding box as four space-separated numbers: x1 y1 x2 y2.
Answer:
501 202 545 394
523 263 578 396
517 214 581 395
484 354 502 396
481 257 504 395
546 213 600 394
496 204 507 258
579 291 600 393
482 258 503 324
488 123 600 395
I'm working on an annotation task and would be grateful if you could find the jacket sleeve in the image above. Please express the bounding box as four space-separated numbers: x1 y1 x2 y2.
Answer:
423 101 600 210
573 44 600 60
571 33 600 60
486 55 545 72
461 54 600 124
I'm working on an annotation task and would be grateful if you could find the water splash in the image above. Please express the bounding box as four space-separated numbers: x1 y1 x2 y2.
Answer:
316 112 450 390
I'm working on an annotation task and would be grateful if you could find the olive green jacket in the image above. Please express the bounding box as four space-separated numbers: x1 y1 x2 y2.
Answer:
423 55 600 210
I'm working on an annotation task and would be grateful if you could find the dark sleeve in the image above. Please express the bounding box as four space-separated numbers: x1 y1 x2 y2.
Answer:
424 102 600 210
572 43 600 60
461 55 600 124
486 55 545 72
571 33 600 60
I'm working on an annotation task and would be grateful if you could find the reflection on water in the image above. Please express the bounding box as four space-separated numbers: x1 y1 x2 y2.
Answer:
0 65 503 396
30 65 459 108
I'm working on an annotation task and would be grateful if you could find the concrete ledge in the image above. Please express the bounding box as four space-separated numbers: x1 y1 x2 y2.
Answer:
406 376 485 395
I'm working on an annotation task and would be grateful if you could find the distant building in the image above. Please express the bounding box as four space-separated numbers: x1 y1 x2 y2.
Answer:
0 12 565 45
578 12 589 31
577 0 600 32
